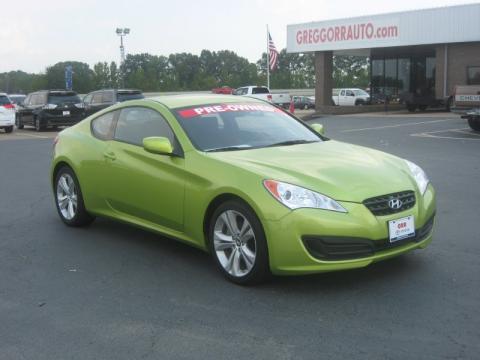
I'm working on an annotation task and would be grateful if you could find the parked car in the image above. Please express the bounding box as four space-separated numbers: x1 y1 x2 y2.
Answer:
332 88 371 106
233 86 290 108
451 85 480 131
51 94 435 284
292 96 315 110
17 90 84 131
8 94 26 109
211 86 233 95
83 89 144 117
0 93 15 133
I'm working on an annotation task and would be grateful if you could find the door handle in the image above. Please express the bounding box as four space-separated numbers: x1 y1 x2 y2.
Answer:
103 151 116 160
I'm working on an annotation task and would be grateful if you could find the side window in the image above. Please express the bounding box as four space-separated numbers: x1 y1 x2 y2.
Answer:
114 107 175 147
92 93 103 104
467 66 480 85
340 90 345 96
91 111 116 140
102 91 114 103
83 94 93 104
346 90 354 97
32 94 41 106
24 95 31 106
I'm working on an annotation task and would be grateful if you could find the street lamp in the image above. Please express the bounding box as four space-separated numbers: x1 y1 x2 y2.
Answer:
116 28 130 87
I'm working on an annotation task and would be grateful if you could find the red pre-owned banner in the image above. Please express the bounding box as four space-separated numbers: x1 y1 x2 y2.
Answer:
177 104 281 118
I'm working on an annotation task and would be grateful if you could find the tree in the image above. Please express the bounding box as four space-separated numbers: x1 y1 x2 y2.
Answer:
332 56 369 88
45 61 94 93
93 62 110 89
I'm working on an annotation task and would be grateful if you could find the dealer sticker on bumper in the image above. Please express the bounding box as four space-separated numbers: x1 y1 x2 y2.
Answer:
388 215 415 243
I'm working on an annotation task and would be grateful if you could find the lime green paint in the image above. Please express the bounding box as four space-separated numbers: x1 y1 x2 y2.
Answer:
51 96 436 275
310 123 325 136
143 136 173 155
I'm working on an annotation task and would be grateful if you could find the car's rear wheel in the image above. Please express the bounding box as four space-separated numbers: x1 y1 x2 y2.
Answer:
468 117 480 132
407 104 417 112
54 166 95 227
418 105 428 111
4 126 13 133
209 200 270 285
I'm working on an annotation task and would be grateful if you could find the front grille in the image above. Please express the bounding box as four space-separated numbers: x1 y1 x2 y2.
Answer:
302 214 435 261
363 191 416 216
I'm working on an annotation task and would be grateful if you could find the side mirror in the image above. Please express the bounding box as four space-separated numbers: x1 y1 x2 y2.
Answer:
311 123 325 136
143 136 173 155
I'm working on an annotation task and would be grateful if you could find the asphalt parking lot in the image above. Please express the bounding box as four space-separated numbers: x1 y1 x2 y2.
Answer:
1 112 479 360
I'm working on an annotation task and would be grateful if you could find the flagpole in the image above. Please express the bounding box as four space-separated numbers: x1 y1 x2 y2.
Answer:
266 24 270 89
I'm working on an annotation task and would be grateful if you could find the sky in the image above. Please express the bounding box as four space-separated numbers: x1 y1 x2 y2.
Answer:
1 0 475 73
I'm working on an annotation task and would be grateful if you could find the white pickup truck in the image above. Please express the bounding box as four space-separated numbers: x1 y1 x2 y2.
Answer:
332 88 371 106
233 86 291 108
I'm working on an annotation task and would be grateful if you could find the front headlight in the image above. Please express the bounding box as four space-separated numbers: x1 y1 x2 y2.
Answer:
405 160 429 195
263 180 347 213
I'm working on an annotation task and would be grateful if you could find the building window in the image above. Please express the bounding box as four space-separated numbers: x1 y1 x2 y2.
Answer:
467 66 480 85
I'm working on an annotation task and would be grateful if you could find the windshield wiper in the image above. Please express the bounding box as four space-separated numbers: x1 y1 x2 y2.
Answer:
266 139 319 148
205 145 253 152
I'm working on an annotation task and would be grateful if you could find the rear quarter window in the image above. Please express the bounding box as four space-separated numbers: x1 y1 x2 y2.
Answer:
91 111 117 140
252 87 269 94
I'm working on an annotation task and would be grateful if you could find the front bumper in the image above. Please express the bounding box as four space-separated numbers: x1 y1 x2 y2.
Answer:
263 184 436 275
43 114 84 126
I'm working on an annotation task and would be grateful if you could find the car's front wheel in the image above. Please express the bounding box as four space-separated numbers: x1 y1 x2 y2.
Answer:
54 166 95 227
209 200 270 285
468 117 480 132
4 126 13 133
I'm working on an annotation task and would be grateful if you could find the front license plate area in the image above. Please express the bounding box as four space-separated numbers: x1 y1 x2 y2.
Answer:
63 111 70 116
388 216 415 243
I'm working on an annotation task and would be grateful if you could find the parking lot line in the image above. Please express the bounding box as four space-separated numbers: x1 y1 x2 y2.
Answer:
14 132 49 139
341 119 453 133
410 127 480 140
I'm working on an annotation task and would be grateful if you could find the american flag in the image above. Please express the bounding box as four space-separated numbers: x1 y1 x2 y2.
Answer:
268 32 279 71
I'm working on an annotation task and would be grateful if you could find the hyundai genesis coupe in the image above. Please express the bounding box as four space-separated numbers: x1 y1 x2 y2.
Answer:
51 95 436 284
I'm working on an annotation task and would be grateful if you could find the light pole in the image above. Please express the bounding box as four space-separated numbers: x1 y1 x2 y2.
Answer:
116 28 130 87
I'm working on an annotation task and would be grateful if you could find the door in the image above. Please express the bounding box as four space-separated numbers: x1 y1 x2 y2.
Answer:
88 92 106 116
83 94 94 116
339 90 347 106
104 106 185 231
17 94 32 124
345 90 356 105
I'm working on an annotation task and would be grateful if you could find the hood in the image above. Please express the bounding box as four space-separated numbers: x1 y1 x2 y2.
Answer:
207 140 416 203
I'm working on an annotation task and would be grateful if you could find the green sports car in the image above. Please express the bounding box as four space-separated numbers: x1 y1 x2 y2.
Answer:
51 95 436 284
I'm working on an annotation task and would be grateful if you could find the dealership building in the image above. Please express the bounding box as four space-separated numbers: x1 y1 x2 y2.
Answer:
287 3 480 110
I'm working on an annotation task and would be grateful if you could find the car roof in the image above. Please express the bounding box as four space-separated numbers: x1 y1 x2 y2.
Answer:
149 94 265 109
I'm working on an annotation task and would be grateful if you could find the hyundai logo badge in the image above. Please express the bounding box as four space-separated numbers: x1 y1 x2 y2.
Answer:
388 198 403 210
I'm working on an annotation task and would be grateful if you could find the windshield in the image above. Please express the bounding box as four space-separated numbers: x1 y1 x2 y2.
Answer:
175 103 321 152
48 93 81 104
353 89 369 96
9 95 25 104
0 96 12 105
117 92 144 102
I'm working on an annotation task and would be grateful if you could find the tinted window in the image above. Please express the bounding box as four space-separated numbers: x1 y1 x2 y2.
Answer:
340 90 345 96
92 93 103 104
0 96 11 105
468 66 480 85
9 95 25 104
117 92 144 102
102 91 114 103
346 90 354 96
175 103 320 152
252 87 269 94
48 93 80 105
83 94 93 104
115 107 175 146
91 111 116 140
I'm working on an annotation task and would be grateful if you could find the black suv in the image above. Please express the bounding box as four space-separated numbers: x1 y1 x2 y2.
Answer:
83 89 144 117
17 90 85 131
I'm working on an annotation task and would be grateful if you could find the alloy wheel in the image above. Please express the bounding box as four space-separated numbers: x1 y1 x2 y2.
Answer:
213 210 257 277
56 173 78 220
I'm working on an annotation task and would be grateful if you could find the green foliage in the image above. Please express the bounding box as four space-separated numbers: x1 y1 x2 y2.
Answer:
333 56 369 88
0 51 369 94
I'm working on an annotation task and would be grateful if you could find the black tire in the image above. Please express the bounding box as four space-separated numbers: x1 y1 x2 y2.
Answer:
418 105 428 111
54 166 95 227
355 100 364 106
407 104 417 112
35 116 45 132
468 117 480 132
208 200 270 285
4 126 13 133
16 115 24 129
